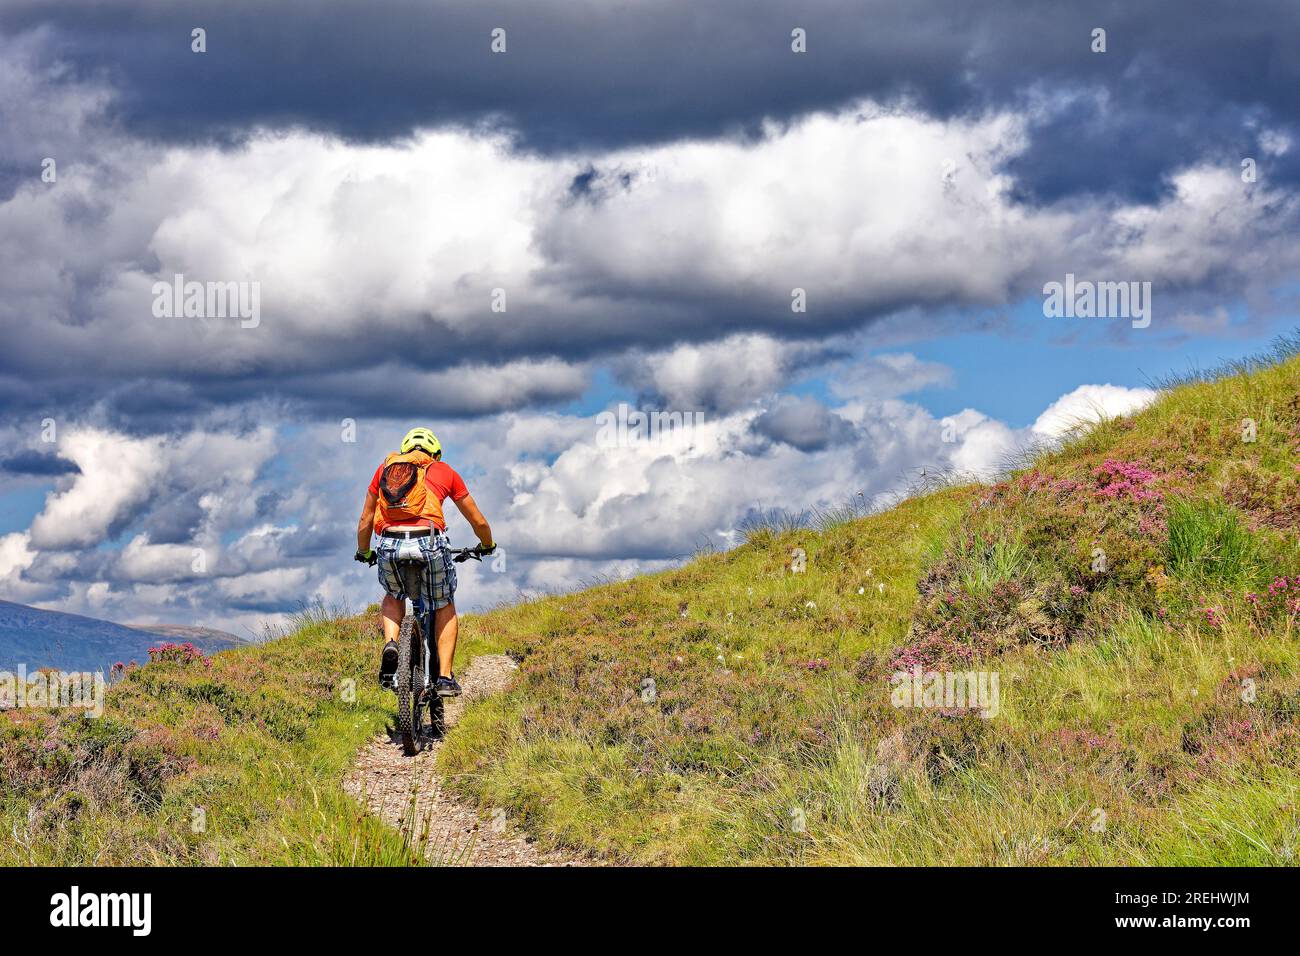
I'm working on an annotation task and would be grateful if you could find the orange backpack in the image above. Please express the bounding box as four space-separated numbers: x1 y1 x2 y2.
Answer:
374 450 445 530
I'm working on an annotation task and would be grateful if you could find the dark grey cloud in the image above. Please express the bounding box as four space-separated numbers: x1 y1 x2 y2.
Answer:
0 450 80 476
135 498 205 545
1008 93 1300 206
0 341 592 431
752 394 856 451
4 0 1300 204
613 335 852 415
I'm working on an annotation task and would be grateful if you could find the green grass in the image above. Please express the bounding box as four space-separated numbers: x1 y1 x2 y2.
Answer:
953 528 1030 600
1166 498 1264 586
4 341 1298 866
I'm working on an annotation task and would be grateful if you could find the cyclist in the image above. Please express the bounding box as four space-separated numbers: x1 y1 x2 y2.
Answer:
354 426 494 697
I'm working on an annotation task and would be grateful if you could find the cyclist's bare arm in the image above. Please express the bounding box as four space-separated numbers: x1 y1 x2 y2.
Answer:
357 490 378 553
453 494 493 549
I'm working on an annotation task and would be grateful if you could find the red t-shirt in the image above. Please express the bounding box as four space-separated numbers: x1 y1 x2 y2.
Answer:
368 460 469 531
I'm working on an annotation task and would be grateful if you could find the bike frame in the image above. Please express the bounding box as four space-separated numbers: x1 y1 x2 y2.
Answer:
396 561 437 698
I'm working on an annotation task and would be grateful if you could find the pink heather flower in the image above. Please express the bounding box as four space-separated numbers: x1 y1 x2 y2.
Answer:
1091 459 1162 502
1138 514 1168 535
147 641 211 667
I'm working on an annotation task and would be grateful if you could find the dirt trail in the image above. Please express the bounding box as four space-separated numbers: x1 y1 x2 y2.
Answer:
344 654 586 866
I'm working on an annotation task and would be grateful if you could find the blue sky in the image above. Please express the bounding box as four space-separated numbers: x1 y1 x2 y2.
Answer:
904 308 1300 426
2 3 1299 633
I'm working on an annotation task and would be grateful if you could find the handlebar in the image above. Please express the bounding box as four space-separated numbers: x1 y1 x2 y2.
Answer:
355 541 496 566
451 545 490 563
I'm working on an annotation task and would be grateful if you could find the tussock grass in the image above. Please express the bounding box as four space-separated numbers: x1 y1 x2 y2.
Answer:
1148 329 1300 390
739 507 813 540
953 529 1030 600
1166 498 1264 586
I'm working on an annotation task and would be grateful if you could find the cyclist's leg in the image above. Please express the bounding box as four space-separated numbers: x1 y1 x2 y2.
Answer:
423 530 459 678
380 594 403 642
376 539 408 642
433 601 457 679
374 540 409 684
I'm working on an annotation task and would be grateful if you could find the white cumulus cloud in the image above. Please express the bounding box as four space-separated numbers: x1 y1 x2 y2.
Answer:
1031 384 1158 439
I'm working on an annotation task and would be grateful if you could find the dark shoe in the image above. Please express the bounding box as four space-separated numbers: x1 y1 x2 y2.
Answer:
378 640 399 688
434 674 462 698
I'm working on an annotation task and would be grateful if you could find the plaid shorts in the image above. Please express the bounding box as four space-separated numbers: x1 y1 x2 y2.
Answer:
376 528 457 612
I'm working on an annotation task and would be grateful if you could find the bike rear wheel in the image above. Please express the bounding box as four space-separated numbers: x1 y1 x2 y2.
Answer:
396 614 425 755
427 693 445 739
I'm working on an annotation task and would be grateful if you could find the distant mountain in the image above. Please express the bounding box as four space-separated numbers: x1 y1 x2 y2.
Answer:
0 600 248 673
126 623 247 646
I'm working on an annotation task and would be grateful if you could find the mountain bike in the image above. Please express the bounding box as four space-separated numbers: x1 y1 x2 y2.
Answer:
391 545 486 756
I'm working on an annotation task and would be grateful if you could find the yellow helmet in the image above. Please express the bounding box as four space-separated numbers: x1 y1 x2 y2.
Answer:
400 426 441 458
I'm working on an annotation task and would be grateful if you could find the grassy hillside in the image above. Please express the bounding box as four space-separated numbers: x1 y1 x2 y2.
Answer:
3 340 1298 865
441 341 1300 865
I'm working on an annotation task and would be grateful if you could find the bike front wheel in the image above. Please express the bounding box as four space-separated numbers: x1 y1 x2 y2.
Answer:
396 614 424 755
